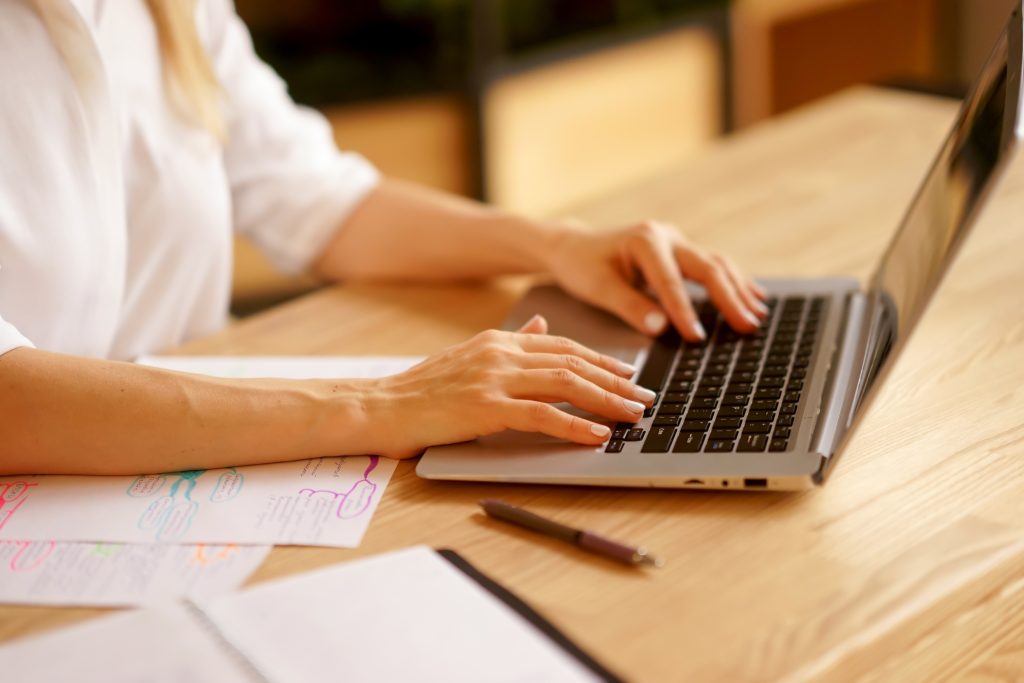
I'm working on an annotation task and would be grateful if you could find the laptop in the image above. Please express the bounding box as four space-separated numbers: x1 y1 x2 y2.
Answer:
417 4 1023 491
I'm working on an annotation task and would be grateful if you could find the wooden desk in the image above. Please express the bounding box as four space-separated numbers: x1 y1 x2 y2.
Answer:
4 87 1024 681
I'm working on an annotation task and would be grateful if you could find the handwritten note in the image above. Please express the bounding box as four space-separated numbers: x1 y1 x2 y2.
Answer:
0 540 270 607
0 456 395 548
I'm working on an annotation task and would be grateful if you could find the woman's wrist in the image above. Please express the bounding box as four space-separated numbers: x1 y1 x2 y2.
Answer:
504 215 583 275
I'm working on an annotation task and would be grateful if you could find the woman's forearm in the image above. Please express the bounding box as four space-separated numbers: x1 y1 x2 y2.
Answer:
313 178 565 282
0 347 374 476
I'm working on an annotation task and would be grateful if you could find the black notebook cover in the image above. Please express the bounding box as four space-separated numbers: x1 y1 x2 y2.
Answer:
437 549 624 683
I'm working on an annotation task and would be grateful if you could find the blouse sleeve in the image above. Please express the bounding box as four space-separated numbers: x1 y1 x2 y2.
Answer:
0 315 34 357
201 0 381 275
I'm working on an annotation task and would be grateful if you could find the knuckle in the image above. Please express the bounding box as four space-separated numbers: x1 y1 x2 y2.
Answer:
562 354 584 372
527 401 552 423
550 368 576 387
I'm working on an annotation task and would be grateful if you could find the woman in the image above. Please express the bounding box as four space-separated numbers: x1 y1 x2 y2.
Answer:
0 0 767 475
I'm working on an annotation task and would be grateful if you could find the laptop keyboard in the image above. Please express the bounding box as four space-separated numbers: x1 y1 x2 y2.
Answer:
605 296 826 454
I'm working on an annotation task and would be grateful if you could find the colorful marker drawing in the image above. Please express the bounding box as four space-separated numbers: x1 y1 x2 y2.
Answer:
192 543 239 566
0 480 38 531
3 540 56 572
209 467 243 502
298 456 380 520
134 468 246 542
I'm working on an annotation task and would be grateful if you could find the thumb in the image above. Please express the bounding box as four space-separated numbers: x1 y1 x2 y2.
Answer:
517 314 548 335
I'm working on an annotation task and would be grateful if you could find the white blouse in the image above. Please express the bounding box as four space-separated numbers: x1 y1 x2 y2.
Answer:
0 0 379 360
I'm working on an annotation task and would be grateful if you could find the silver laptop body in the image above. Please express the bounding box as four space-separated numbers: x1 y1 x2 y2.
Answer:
418 6 1023 491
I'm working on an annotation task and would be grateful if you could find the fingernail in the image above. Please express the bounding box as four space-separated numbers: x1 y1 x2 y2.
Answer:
634 386 657 403
753 300 769 316
644 311 667 334
591 424 611 438
617 360 637 376
743 310 761 328
691 321 707 340
623 398 646 413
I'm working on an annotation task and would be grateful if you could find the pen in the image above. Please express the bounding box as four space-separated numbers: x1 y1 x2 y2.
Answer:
479 499 664 568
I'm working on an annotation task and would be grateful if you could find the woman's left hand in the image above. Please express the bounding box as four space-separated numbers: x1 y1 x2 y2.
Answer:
541 221 769 343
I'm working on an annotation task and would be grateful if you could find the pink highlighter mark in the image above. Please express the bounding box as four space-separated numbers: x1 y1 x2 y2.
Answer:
0 481 38 532
297 456 380 520
5 540 56 572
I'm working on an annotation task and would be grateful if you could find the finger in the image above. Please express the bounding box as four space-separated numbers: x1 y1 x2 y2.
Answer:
504 400 612 446
517 353 655 405
716 255 769 319
517 314 549 335
676 245 761 333
510 369 647 423
515 333 637 378
628 231 706 342
585 273 670 337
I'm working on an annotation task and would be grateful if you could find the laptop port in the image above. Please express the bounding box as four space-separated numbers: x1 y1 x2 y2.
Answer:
744 478 768 488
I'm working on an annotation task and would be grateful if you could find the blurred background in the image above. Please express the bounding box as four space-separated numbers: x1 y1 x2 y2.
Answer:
230 0 1018 313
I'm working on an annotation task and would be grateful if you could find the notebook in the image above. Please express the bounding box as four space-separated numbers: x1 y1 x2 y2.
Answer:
0 546 620 683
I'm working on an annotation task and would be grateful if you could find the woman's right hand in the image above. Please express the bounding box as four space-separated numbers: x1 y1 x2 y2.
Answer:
362 315 656 458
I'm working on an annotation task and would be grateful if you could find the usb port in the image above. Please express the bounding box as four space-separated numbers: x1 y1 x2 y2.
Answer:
744 478 768 489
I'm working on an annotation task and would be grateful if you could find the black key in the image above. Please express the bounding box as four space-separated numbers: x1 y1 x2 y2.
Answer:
787 379 804 391
713 417 742 429
700 375 726 387
793 357 810 368
692 398 718 409
710 429 738 440
678 357 703 370
784 391 802 403
719 406 746 418
681 419 711 432
747 410 775 422
705 363 730 376
757 377 785 388
737 433 768 452
752 399 777 411
725 382 754 394
605 440 624 453
686 408 715 419
755 388 782 400
735 360 761 372
777 415 795 426
767 354 791 366
732 371 757 383
612 427 628 440
658 403 685 416
662 392 689 404
695 386 721 398
673 431 705 452
673 369 698 381
666 380 693 393
769 438 789 452
722 394 749 406
642 426 677 453
643 405 656 418
761 366 788 377
625 428 646 441
781 403 798 414
636 329 681 391
791 367 808 379
681 346 706 359
774 426 792 439
705 439 735 453
654 415 681 427
743 422 771 434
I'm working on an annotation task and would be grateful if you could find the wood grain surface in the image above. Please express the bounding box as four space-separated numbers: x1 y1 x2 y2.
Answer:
3 87 1022 682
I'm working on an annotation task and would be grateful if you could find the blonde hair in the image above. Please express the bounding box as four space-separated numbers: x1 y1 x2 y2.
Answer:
145 0 224 139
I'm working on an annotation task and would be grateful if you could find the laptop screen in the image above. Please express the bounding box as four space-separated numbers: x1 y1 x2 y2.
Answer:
849 5 1022 420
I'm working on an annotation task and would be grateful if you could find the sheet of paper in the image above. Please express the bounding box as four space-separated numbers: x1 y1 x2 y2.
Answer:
0 456 395 547
137 355 423 380
0 605 253 683
0 357 420 549
0 540 270 607
206 546 601 683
